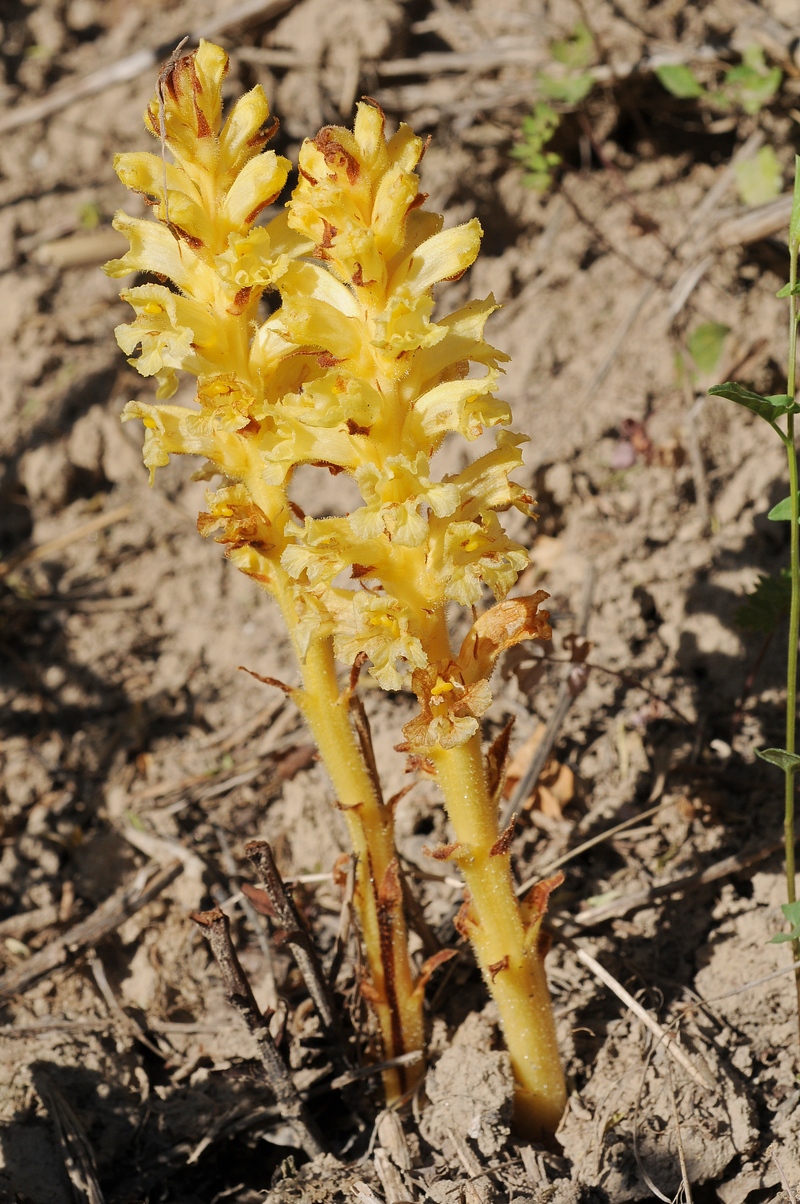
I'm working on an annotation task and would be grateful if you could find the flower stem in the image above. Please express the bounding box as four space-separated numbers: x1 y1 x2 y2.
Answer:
431 733 566 1139
276 601 423 1099
784 231 800 1032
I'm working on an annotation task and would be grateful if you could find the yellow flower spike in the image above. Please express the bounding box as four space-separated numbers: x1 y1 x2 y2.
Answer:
143 40 229 175
326 591 427 691
110 44 425 1107
280 101 567 1138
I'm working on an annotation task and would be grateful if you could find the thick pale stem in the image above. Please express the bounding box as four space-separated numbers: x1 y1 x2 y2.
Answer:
431 734 566 1139
273 591 423 1099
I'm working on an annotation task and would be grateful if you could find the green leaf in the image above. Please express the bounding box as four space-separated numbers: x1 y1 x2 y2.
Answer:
687 322 730 373
512 103 562 191
655 63 703 99
791 154 800 247
756 747 800 773
708 381 800 422
735 570 792 633
550 21 594 70
770 900 800 944
775 282 800 298
768 497 796 521
538 72 595 104
735 146 783 207
722 45 782 115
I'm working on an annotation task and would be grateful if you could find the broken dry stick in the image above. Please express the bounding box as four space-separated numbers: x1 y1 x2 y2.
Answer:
191 907 325 1159
244 839 342 1041
0 859 183 999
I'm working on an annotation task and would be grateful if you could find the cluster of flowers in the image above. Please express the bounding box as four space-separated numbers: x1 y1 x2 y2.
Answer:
106 40 546 748
107 40 564 1136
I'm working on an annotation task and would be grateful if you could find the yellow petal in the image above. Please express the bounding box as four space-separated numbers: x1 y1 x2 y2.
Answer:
280 260 361 317
386 123 425 174
353 100 388 164
145 41 228 175
278 295 363 361
105 211 201 294
222 150 290 227
114 151 201 209
404 372 509 448
450 430 532 516
392 219 482 295
218 84 273 178
372 166 421 262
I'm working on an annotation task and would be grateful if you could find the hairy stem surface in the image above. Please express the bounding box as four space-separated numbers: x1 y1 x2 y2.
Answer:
431 734 566 1139
282 614 423 1099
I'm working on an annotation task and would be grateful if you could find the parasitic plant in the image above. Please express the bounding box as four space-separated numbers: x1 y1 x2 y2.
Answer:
277 98 566 1138
105 40 423 1102
108 39 566 1137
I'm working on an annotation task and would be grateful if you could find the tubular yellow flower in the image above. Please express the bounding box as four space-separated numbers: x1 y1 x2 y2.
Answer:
278 101 567 1137
107 41 425 1104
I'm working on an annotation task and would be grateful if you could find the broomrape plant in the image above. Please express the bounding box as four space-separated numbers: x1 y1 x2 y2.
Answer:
107 39 566 1137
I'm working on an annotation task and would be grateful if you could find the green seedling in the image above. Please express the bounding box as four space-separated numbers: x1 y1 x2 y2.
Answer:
709 154 800 1033
736 570 792 634
736 146 783 207
511 102 563 191
657 45 782 117
514 22 597 191
688 322 730 375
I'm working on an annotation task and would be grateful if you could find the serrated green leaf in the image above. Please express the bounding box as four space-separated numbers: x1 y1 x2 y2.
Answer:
688 322 730 373
722 46 781 115
736 146 783 207
550 21 594 69
756 747 800 773
655 63 703 99
790 155 800 247
708 381 800 421
538 72 595 104
512 103 562 192
735 570 792 633
768 497 796 521
769 900 800 943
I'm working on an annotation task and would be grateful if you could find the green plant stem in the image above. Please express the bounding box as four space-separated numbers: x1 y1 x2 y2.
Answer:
785 236 800 1032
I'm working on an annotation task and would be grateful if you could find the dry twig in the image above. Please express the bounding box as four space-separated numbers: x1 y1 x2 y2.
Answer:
0 859 182 998
550 920 718 1095
770 1145 798 1204
517 798 676 895
500 566 594 830
36 1071 106 1204
0 902 59 941
191 907 326 1159
245 840 343 1040
0 0 301 137
448 1128 495 1204
717 193 793 248
0 505 132 580
571 838 788 927
668 1060 694 1204
331 1050 423 1090
215 827 277 1011
577 131 764 406
88 953 166 1059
